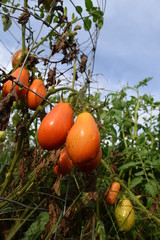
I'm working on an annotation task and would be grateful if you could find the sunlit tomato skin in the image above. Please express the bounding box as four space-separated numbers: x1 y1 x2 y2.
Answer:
66 112 100 165
27 79 47 110
12 48 28 68
115 198 135 232
53 147 73 176
104 182 121 206
38 102 74 150
2 67 29 99
76 148 102 174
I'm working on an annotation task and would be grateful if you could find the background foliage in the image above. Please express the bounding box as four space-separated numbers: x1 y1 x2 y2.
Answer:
0 0 160 239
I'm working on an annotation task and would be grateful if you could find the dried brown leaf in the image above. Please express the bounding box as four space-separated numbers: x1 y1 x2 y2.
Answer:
18 9 30 25
79 54 88 73
52 175 62 196
47 68 56 86
0 89 18 130
45 202 61 239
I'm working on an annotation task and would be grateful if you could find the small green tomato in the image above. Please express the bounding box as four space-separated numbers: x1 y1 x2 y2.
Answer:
0 131 6 142
115 198 135 232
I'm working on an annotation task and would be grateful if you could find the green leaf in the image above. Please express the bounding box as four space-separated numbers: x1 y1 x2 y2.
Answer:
146 197 154 208
2 0 8 3
12 112 21 126
83 17 92 31
130 176 143 189
151 159 160 171
12 3 20 14
136 77 152 89
98 18 103 29
118 161 140 170
85 0 93 12
100 111 108 120
111 109 122 125
144 180 157 198
64 6 67 17
134 171 144 176
76 6 83 14
2 7 9 13
2 14 12 32
22 212 49 240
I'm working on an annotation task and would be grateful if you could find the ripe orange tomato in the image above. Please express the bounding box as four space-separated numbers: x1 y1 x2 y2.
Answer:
12 48 28 68
76 148 102 174
104 182 121 206
27 78 47 110
115 198 135 232
53 147 73 176
2 67 29 99
38 102 74 150
66 112 100 165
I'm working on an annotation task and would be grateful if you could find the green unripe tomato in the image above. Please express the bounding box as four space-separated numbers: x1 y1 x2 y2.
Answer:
0 131 6 142
115 198 135 232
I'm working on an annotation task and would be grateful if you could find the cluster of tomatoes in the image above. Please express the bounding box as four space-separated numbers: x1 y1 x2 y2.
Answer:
37 102 102 175
2 49 47 110
104 182 135 232
2 49 135 233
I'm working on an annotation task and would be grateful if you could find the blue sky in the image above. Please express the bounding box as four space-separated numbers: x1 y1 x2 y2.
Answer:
94 0 160 99
0 0 160 100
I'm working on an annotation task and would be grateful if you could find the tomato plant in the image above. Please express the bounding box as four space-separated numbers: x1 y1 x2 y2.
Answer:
0 0 160 239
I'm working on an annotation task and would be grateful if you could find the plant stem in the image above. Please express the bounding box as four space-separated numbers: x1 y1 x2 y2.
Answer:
121 126 128 149
133 89 140 138
72 58 76 89
22 0 27 53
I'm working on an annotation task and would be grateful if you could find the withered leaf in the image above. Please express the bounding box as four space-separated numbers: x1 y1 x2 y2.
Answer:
52 175 62 196
18 9 30 25
0 90 18 130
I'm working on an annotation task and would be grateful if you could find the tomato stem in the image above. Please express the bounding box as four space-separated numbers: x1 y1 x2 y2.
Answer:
72 58 77 89
133 88 140 139
22 0 27 54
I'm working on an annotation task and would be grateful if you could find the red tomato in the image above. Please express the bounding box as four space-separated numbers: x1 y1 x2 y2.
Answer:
2 67 29 99
104 182 121 206
53 147 73 176
38 102 74 150
27 78 47 110
66 112 100 165
76 148 102 174
12 48 28 68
